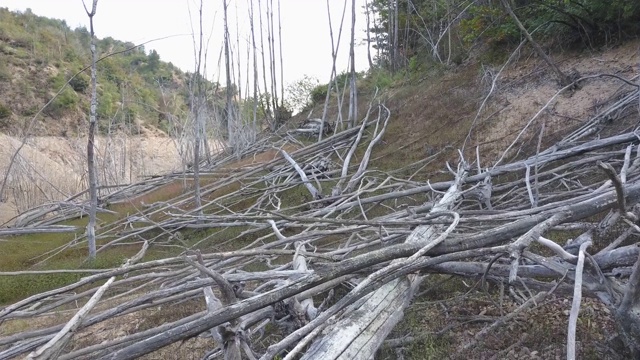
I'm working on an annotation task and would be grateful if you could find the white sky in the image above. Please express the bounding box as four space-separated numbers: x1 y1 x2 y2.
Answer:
3 0 371 90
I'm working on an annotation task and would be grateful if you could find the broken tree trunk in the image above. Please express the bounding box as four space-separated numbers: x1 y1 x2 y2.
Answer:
280 148 321 199
301 164 468 359
616 251 640 356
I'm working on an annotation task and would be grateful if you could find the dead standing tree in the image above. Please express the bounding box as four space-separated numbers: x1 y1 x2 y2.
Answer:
500 0 572 86
347 0 358 129
194 1 206 213
84 0 99 260
223 0 236 152
318 0 348 141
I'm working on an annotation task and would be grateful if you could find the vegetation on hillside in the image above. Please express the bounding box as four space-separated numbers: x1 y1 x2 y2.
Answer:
0 7 199 135
367 0 640 69
303 0 640 124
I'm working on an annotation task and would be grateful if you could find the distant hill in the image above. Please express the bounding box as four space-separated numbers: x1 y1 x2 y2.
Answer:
0 7 206 136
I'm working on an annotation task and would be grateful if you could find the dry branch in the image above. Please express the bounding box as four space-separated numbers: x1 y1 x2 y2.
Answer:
4 79 640 359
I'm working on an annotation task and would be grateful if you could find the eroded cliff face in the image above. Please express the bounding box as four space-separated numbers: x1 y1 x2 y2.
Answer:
0 134 189 224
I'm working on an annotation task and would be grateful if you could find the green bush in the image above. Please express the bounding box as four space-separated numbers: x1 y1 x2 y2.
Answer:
275 104 292 126
97 91 116 120
0 60 10 82
310 84 328 105
0 102 11 119
365 69 393 90
460 1 640 51
69 74 89 93
48 87 78 116
285 75 319 113
460 5 519 47
20 105 38 116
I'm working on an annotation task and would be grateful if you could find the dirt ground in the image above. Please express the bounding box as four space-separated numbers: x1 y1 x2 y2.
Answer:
480 41 640 158
370 40 640 177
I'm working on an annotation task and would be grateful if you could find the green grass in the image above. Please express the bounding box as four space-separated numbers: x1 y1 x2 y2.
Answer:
377 303 453 359
0 169 287 305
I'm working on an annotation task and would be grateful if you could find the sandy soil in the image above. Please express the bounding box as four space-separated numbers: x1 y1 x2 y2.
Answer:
478 41 640 158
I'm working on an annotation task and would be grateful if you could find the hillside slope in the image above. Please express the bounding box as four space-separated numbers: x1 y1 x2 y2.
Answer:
296 41 639 183
2 7 640 359
0 7 195 136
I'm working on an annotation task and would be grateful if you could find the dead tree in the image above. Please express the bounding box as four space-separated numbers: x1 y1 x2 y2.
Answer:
223 0 236 151
347 0 358 129
83 0 99 260
500 0 572 86
319 0 348 141
4 74 640 360
364 0 374 69
190 0 205 214
257 0 274 129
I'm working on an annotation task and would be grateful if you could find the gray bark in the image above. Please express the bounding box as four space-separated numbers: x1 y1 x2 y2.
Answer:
347 0 358 129
616 252 640 355
500 0 571 86
302 166 467 359
84 0 99 260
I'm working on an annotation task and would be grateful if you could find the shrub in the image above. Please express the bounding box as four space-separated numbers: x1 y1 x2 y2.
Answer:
20 105 38 116
285 75 319 113
275 104 292 126
69 74 89 93
365 69 393 90
47 87 78 116
0 61 10 82
97 91 116 120
310 84 328 105
0 102 11 119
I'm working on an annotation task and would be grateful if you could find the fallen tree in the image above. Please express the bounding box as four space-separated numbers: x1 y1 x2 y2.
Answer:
2 79 640 359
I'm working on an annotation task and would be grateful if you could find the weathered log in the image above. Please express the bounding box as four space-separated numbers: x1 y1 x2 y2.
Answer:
0 225 78 235
280 149 321 200
26 276 114 359
301 165 468 359
616 251 640 356
292 242 317 320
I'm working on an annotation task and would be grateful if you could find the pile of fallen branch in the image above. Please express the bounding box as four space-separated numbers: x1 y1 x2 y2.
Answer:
2 82 640 359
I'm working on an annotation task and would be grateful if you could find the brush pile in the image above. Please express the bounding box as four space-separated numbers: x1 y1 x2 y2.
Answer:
2 79 640 359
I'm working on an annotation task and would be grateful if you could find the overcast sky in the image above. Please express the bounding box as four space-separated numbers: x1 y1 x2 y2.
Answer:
3 0 371 89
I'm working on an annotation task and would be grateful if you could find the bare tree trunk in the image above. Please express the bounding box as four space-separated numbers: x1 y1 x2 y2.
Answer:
192 0 205 213
371 0 381 63
235 5 242 104
224 0 236 152
277 0 284 110
386 0 399 71
249 0 259 134
257 0 273 128
83 0 99 260
393 0 399 70
403 0 410 67
364 0 374 69
268 0 279 130
347 0 358 129
500 0 571 86
318 0 348 141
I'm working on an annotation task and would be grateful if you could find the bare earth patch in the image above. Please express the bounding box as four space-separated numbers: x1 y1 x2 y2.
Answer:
0 134 186 224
